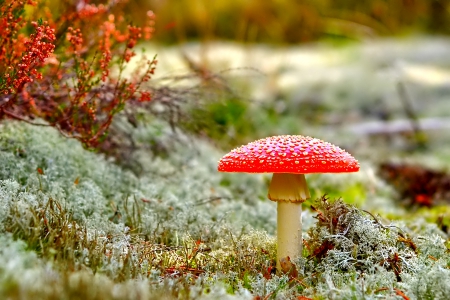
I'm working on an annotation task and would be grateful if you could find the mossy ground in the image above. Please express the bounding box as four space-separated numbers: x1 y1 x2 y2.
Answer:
2 38 450 299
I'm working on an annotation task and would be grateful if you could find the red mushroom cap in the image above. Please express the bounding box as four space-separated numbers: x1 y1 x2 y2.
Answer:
218 135 359 174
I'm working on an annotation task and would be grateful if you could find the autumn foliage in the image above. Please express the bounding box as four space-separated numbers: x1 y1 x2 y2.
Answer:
0 0 157 147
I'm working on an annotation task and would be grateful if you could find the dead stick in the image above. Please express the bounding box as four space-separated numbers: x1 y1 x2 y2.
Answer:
396 81 427 149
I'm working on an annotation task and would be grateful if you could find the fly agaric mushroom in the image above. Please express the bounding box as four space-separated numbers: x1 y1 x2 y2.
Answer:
218 135 359 270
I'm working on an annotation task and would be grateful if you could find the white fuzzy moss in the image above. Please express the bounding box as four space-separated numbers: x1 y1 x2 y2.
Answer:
0 120 450 299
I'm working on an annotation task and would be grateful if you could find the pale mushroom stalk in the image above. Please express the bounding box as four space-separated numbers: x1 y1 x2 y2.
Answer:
268 173 310 270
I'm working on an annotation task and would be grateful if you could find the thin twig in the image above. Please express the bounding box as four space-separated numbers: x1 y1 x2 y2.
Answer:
2 109 50 126
396 81 427 149
362 210 405 236
194 196 230 206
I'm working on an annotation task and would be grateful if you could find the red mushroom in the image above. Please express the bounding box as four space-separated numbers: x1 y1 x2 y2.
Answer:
218 135 359 271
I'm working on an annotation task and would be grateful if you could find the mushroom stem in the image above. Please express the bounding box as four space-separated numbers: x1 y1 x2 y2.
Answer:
277 201 302 270
268 173 310 271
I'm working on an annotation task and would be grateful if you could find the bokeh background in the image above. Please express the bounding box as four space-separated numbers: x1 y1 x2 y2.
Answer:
115 0 450 199
129 0 450 43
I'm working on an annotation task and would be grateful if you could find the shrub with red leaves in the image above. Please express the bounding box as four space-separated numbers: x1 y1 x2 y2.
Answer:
0 0 157 147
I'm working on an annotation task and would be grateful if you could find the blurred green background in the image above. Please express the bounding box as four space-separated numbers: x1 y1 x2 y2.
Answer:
124 0 450 43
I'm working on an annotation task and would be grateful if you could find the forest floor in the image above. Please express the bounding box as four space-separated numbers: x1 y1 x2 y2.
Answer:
1 36 450 299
